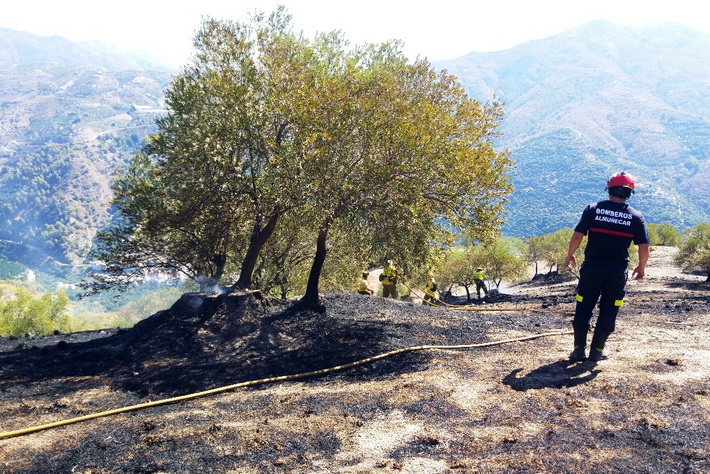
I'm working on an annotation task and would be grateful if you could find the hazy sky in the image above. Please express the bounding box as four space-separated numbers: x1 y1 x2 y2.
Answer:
2 0 708 68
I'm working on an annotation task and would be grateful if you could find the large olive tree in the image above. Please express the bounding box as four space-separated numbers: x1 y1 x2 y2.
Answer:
85 9 311 293
86 8 512 308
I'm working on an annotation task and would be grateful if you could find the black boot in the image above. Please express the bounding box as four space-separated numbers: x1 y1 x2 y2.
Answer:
569 326 588 361
589 328 611 361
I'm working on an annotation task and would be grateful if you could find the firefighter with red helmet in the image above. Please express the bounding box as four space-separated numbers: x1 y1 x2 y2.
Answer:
564 172 650 362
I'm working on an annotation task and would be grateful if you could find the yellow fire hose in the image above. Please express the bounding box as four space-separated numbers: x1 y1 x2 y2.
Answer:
0 328 572 440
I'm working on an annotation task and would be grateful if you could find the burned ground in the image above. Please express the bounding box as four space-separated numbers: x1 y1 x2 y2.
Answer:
0 246 708 473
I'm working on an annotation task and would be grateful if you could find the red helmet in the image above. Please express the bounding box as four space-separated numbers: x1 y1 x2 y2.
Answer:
606 172 635 192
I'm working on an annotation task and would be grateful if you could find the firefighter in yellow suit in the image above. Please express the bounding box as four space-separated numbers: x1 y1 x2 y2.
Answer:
357 272 374 295
423 272 438 305
380 260 398 298
474 267 488 299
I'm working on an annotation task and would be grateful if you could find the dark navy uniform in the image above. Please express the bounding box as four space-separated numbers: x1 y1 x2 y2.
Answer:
573 200 649 332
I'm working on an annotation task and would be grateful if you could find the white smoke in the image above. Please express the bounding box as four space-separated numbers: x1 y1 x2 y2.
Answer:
195 276 224 294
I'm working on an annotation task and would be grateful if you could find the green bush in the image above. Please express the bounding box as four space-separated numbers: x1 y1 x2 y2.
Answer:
0 259 27 279
674 222 710 280
648 222 682 246
0 285 71 337
69 285 185 331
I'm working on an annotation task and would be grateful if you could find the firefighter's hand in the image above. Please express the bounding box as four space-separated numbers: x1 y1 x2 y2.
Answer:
632 266 645 280
564 255 576 270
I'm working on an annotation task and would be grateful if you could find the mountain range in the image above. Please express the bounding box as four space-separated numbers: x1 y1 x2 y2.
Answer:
0 28 171 267
435 20 709 236
0 21 708 268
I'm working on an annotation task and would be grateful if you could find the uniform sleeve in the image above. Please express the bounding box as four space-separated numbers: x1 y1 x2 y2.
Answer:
633 214 651 245
573 204 594 235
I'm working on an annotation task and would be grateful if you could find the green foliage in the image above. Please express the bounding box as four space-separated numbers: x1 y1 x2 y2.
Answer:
526 228 580 275
0 259 26 279
0 284 70 337
253 216 373 299
318 227 374 295
674 222 710 279
479 237 529 288
435 237 527 300
86 8 513 308
252 210 316 299
0 62 168 266
0 255 186 333
85 147 244 294
0 139 141 264
0 143 72 256
69 286 184 330
281 27 512 306
85 9 310 294
434 247 481 301
502 130 613 238
648 222 682 246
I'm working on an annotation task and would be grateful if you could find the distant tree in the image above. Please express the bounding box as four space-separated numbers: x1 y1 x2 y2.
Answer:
434 238 525 301
674 222 710 281
0 285 70 337
435 247 482 302
527 228 580 275
547 228 580 274
648 222 682 246
525 235 547 276
480 237 529 289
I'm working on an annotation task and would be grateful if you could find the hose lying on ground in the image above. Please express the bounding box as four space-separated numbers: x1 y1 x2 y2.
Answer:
0 329 572 440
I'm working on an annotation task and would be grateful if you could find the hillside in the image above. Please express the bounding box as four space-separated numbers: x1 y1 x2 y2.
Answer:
0 27 172 71
1 22 709 269
0 246 707 471
436 21 710 236
0 28 172 265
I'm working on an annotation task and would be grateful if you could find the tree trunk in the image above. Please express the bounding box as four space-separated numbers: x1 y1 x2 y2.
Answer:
233 214 279 289
211 253 226 281
299 227 329 312
197 253 227 292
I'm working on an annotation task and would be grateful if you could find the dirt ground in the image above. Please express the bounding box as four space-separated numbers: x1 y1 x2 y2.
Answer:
0 246 708 473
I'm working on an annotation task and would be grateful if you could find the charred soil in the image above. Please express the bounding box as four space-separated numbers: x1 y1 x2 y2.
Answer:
0 246 708 473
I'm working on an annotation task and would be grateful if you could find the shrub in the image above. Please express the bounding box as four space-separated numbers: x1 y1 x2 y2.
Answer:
674 222 710 281
0 285 70 337
648 222 682 246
